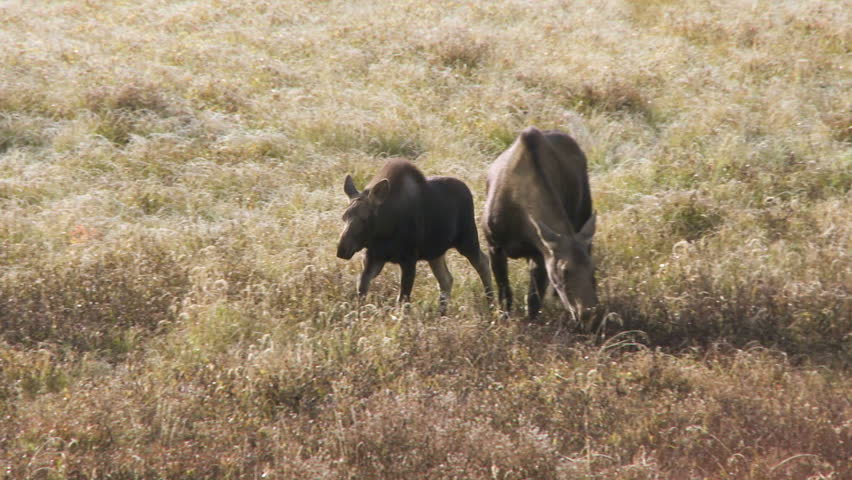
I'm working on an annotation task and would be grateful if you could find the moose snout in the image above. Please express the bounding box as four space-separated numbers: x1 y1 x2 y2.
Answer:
557 300 600 331
573 295 603 332
336 241 355 260
556 288 600 330
578 294 599 320
336 221 362 260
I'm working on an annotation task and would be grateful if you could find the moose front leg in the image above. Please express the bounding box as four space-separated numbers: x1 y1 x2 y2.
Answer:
489 246 512 314
527 255 549 320
358 254 385 298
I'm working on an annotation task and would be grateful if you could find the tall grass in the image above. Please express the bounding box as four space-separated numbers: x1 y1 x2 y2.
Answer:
1 0 849 478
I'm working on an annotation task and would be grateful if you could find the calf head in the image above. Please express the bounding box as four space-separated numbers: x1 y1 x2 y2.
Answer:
336 174 390 260
530 214 598 319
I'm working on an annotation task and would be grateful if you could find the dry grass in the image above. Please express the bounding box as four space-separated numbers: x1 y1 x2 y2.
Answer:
1 0 850 478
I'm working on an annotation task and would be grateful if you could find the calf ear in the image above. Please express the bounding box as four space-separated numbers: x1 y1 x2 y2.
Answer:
529 215 561 255
578 212 596 247
369 179 390 204
344 174 359 199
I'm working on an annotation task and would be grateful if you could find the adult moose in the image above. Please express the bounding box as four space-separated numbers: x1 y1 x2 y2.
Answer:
336 159 493 314
483 126 598 325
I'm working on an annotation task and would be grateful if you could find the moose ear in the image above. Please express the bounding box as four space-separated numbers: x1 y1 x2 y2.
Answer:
578 212 596 247
369 179 390 204
529 215 561 255
344 174 359 199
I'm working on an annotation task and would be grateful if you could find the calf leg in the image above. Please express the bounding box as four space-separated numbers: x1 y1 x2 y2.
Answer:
358 254 385 298
489 246 512 313
527 256 548 319
461 249 493 305
398 258 417 304
428 255 453 315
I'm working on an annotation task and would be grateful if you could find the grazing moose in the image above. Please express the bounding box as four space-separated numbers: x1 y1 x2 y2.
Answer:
482 126 598 325
336 159 493 314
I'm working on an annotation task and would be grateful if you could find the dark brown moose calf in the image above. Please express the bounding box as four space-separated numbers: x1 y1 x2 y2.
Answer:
483 126 598 326
337 159 493 314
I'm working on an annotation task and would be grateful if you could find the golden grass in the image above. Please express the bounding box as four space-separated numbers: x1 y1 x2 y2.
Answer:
1 0 850 478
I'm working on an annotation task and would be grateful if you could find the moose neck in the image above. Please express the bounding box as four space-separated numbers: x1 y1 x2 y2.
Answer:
524 183 577 240
512 144 577 239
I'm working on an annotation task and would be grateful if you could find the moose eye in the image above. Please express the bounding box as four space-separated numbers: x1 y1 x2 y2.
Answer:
342 209 357 222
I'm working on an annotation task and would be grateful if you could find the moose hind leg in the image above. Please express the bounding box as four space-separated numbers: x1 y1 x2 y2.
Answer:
398 259 417 305
461 249 493 305
428 255 454 315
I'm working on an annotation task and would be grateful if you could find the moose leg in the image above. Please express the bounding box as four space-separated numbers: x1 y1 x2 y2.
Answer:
358 254 385 298
428 255 453 315
461 249 493 305
489 246 512 313
527 256 548 319
398 258 417 305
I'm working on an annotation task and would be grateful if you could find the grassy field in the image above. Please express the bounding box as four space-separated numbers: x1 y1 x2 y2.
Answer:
1 0 850 478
